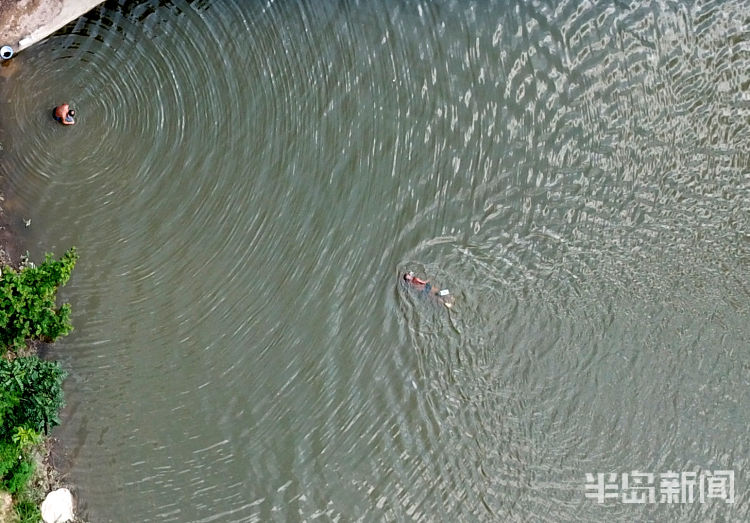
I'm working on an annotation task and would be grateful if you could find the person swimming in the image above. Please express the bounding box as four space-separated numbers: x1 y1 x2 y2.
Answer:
53 104 75 125
403 271 453 308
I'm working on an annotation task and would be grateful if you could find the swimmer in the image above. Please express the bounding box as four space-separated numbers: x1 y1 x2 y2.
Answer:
53 104 75 125
403 271 453 308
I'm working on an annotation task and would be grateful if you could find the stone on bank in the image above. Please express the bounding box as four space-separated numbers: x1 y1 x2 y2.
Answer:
41 488 74 523
0 491 13 521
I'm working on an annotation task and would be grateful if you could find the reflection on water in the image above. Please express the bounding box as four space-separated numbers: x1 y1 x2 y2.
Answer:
1 0 748 520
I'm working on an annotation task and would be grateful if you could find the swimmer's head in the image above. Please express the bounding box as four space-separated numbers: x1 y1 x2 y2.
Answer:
403 272 414 282
68 109 75 117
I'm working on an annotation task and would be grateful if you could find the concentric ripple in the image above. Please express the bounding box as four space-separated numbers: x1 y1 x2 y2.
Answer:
1 0 748 521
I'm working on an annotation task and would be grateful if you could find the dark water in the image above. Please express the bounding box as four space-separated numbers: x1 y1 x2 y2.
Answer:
0 0 748 521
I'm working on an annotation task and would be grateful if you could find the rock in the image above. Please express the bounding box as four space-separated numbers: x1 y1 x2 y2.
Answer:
41 488 74 523
0 490 13 523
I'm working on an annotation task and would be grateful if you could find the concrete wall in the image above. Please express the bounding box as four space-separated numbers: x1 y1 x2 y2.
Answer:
0 0 104 57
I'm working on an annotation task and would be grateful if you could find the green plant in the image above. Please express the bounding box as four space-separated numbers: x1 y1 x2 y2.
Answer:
0 388 20 429
0 357 66 437
2 457 34 494
0 247 78 351
12 427 42 450
0 438 21 478
14 497 42 523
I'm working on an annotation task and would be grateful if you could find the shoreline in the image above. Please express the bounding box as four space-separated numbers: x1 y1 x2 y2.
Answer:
0 180 22 270
0 182 81 520
0 0 93 516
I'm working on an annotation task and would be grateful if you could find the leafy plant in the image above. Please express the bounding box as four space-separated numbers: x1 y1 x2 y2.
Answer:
0 357 66 438
12 427 42 450
0 388 20 429
1 457 34 493
0 438 21 478
0 247 78 351
0 356 67 514
14 497 42 523
0 248 77 514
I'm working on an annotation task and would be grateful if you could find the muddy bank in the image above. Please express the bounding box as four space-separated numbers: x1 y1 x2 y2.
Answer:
0 77 22 268
0 163 82 523
0 183 21 269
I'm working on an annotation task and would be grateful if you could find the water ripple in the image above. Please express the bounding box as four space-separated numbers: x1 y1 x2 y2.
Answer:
0 0 748 521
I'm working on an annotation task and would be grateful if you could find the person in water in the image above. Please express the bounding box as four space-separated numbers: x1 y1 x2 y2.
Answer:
403 271 453 308
53 104 75 125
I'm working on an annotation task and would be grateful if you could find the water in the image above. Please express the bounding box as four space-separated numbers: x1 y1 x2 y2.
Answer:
0 0 748 520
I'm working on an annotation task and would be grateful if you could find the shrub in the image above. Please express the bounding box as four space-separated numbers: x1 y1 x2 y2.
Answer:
0 438 21 479
12 427 42 450
14 497 42 523
0 248 76 515
0 388 20 430
0 357 66 437
0 247 78 351
1 457 34 494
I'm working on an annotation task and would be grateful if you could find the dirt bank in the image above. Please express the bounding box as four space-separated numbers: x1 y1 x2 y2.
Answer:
0 174 83 522
0 184 21 269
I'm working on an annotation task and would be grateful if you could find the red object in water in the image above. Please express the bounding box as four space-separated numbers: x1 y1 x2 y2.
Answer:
403 272 428 285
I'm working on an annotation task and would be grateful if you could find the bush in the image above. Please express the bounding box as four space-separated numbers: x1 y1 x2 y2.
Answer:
0 357 66 438
0 248 76 516
12 427 42 450
0 388 20 430
0 359 64 513
0 248 78 351
0 438 21 479
14 497 42 523
1 457 34 494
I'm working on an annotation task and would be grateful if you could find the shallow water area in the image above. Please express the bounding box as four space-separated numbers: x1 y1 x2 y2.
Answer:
1 0 749 521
